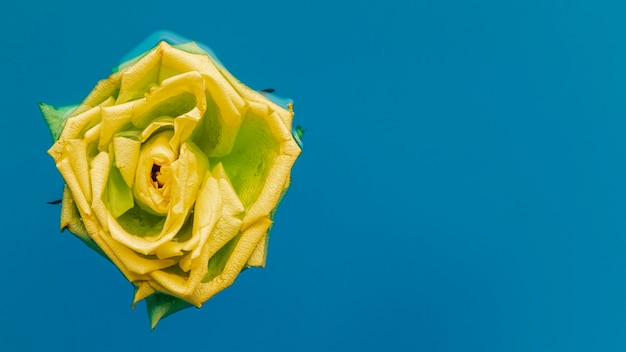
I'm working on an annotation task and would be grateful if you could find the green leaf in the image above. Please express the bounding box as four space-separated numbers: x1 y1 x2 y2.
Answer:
145 292 193 329
38 103 78 142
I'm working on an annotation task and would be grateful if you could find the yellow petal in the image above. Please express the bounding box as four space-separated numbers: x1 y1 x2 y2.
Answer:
170 107 203 152
140 118 174 143
113 135 141 187
98 228 177 275
99 102 134 151
56 158 90 216
131 71 206 129
60 184 89 239
246 233 268 268
64 139 92 203
132 282 156 309
89 151 112 231
116 45 163 104
72 72 123 116
154 241 185 259
184 171 221 258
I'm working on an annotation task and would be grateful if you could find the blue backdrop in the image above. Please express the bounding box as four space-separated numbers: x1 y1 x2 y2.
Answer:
2 0 626 350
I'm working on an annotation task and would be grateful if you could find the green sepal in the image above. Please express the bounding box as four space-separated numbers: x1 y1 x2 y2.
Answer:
39 103 78 142
293 125 306 149
146 292 193 329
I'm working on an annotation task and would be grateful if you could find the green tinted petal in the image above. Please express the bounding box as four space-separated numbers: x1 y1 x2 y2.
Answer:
106 165 135 218
116 205 166 238
202 233 241 283
211 110 279 208
190 92 240 157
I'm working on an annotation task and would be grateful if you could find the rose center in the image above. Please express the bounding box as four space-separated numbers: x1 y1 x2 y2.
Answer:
150 162 173 192
151 164 163 187
134 130 177 214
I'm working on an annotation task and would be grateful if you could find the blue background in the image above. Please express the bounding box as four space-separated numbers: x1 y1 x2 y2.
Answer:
2 0 626 350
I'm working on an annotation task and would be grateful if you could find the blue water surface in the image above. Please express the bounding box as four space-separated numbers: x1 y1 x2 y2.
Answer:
2 0 626 351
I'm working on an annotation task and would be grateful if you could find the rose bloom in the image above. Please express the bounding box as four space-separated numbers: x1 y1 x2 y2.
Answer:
42 40 301 326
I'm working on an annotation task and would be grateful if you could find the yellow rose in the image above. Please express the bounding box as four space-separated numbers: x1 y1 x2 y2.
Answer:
41 37 301 328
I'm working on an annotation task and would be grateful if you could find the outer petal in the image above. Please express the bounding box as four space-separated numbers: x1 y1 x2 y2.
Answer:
193 217 272 304
59 185 108 260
